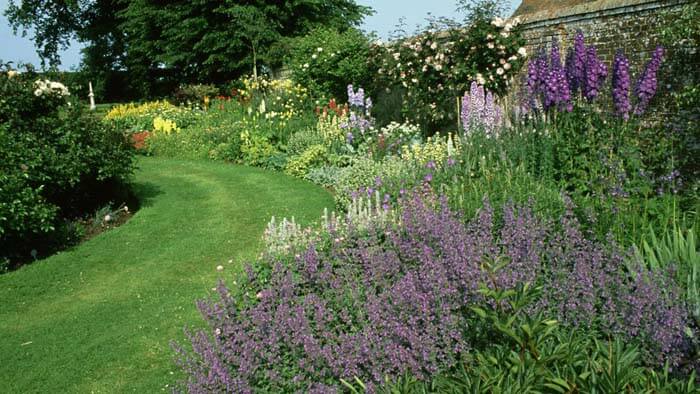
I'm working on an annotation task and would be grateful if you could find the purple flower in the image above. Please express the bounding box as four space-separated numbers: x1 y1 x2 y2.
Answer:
612 51 632 120
634 45 664 115
423 173 433 183
461 81 502 135
583 46 607 101
565 30 586 95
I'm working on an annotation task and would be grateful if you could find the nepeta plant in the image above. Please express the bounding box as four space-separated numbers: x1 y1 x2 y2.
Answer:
173 191 692 392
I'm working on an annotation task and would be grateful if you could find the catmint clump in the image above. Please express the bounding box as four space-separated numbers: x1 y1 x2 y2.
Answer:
612 51 632 120
634 45 665 115
173 191 692 392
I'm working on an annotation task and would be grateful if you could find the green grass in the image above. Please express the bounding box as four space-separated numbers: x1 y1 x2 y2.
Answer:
0 157 334 392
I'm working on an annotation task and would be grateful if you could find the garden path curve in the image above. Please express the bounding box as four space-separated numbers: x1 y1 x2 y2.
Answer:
0 157 334 392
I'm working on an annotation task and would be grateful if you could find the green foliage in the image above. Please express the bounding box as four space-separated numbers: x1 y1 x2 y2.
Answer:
344 282 699 393
240 131 277 167
287 27 373 100
634 225 700 329
0 65 134 266
284 144 329 178
172 84 220 106
286 127 326 156
369 12 526 132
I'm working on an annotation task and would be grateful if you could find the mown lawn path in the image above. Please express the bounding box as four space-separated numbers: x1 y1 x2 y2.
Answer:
0 157 334 392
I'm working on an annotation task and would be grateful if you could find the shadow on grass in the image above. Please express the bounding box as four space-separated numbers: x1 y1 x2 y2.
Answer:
131 181 163 209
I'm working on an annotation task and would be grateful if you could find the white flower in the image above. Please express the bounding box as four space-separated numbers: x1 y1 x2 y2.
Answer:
215 328 221 336
500 31 510 38
499 58 506 65
487 42 495 49
496 67 504 75
476 73 486 85
430 42 438 50
411 78 418 83
34 89 43 97
518 47 527 57
491 17 505 27
508 55 518 61
311 54 317 59
393 52 400 60
486 34 494 40
7 70 18 78
317 47 323 52
104 214 112 222
503 63 511 70
216 265 224 271
422 65 428 72
303 63 309 68
434 64 442 71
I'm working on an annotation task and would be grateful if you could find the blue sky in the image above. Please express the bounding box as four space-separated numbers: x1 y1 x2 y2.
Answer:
1 0 521 70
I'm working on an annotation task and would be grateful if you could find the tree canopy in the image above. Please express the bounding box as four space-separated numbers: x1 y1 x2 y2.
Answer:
5 0 372 97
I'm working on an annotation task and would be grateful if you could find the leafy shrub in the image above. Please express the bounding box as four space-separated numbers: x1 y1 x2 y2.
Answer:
0 65 134 265
284 144 329 178
286 127 325 156
287 27 373 101
347 284 698 393
104 100 202 133
172 83 219 106
173 191 694 392
305 166 343 189
370 15 526 131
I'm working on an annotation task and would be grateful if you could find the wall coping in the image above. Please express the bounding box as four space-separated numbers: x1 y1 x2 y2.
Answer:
514 0 689 29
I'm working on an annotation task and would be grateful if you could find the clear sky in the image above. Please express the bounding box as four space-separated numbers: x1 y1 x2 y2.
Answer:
0 0 521 70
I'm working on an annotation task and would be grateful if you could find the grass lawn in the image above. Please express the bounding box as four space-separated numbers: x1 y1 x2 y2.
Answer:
0 157 334 392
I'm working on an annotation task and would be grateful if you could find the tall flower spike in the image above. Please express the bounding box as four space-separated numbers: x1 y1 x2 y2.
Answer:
583 46 607 101
566 30 586 96
634 45 665 116
612 51 632 120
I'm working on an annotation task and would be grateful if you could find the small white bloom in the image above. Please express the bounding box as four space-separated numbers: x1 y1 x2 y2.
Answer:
303 63 309 68
311 54 317 59
491 17 505 27
434 64 442 71
508 55 518 61
496 67 504 75
476 73 485 85
216 265 224 271
486 34 494 40
487 43 495 49
215 328 221 336
504 63 511 70
7 70 18 78
317 47 323 52
518 47 527 57
430 42 437 50
499 58 506 65
393 52 400 60
104 214 112 222
411 78 418 83
500 32 510 38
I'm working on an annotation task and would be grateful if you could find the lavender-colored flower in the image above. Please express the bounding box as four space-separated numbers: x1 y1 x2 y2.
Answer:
612 51 632 120
549 37 562 71
461 81 503 135
583 46 607 101
565 30 586 95
634 45 665 115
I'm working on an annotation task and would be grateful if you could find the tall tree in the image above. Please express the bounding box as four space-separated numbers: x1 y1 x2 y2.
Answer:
5 0 372 96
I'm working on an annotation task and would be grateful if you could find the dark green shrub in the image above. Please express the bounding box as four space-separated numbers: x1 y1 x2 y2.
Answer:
0 64 135 267
287 27 373 101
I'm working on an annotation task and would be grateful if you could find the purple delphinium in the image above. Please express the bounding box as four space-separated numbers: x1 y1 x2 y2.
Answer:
542 38 572 112
565 30 587 95
583 46 607 101
347 84 365 108
461 81 503 135
612 51 632 120
634 45 665 116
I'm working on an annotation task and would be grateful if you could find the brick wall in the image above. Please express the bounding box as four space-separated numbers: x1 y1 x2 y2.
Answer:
516 0 689 68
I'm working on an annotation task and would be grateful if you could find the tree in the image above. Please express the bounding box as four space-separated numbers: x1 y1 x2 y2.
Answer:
5 0 372 96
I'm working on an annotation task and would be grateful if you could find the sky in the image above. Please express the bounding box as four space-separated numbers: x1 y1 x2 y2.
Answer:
0 0 521 70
